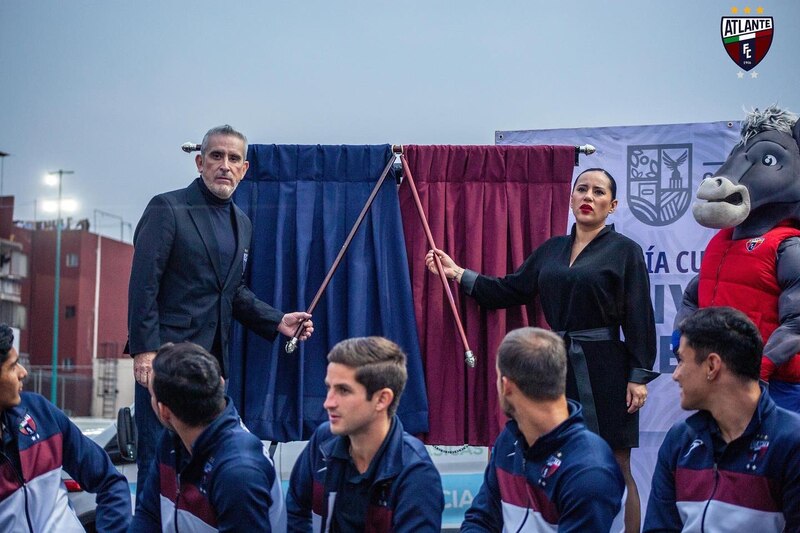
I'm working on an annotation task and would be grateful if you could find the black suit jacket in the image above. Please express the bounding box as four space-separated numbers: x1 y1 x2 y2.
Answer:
127 179 284 374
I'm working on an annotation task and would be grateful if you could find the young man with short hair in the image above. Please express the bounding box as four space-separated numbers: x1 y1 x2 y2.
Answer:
461 327 626 532
644 306 800 531
0 324 131 532
287 337 444 532
131 342 286 532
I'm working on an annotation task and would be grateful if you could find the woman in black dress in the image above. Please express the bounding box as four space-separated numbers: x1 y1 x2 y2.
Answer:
426 168 657 532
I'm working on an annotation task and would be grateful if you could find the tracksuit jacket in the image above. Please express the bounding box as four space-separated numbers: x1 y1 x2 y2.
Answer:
130 398 286 532
644 385 800 532
461 400 626 532
0 392 131 532
286 416 444 532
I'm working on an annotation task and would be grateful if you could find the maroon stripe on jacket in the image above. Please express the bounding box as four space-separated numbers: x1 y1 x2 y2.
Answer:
160 464 178 503
496 466 558 523
0 463 21 501
158 463 218 527
177 482 218 527
675 467 779 512
20 432 62 482
365 505 393 533
1 433 63 501
312 479 325 516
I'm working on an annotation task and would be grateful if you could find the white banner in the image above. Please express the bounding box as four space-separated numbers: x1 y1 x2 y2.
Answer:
496 120 741 513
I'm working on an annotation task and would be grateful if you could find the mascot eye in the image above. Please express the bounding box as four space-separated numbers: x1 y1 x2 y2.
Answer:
762 154 778 166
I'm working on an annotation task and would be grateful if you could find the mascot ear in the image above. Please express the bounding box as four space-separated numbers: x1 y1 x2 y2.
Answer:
794 117 800 149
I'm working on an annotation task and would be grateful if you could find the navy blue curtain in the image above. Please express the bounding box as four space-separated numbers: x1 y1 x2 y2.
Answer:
229 144 429 442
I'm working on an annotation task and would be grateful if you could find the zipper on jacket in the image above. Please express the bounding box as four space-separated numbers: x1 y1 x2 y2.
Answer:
174 472 182 533
0 451 35 532
700 462 719 533
710 242 734 305
173 443 194 533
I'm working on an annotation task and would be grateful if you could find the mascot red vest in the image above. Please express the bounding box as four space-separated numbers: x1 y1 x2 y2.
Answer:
676 106 800 411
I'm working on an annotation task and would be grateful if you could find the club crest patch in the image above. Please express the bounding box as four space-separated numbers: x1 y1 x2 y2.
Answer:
18 414 39 439
199 457 216 495
745 237 764 251
540 453 562 480
746 433 770 471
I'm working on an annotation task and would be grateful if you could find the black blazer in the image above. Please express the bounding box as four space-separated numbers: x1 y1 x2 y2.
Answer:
127 179 283 374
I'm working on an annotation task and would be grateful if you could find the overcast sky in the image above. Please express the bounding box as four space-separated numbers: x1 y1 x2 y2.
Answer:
2 1 798 240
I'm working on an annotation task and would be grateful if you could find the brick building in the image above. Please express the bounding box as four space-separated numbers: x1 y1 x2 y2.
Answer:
0 196 134 416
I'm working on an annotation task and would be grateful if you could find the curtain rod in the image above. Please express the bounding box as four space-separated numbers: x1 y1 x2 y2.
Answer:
180 142 596 163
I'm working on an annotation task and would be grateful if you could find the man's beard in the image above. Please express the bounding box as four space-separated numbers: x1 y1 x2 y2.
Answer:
208 182 235 199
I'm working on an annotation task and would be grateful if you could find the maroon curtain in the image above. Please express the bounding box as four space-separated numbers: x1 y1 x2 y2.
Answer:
399 144 575 445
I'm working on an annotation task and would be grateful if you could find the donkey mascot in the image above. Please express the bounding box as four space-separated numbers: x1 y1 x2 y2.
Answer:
676 105 800 412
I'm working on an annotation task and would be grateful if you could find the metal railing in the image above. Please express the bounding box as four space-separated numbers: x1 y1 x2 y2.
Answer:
25 365 93 417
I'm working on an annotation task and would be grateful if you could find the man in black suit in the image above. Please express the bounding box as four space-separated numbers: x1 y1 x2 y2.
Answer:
127 124 313 500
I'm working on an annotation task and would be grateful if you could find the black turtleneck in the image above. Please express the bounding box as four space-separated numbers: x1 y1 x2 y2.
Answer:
197 178 238 364
197 177 237 282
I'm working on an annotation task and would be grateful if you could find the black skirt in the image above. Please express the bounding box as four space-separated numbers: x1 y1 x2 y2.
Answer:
566 339 639 449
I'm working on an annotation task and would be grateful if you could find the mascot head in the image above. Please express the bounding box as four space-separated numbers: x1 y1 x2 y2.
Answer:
693 105 800 239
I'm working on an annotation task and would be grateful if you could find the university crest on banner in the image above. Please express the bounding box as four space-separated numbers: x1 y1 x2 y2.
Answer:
721 14 773 71
627 144 693 227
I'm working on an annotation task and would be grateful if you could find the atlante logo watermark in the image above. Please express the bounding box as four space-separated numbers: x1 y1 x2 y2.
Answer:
721 6 773 78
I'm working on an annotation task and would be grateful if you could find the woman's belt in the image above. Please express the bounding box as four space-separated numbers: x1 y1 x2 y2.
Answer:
557 326 620 435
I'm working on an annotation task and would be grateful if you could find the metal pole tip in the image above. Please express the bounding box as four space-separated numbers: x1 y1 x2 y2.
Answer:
465 351 476 368
285 337 299 354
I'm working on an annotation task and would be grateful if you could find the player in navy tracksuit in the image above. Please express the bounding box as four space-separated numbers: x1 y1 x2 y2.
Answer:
0 324 131 532
287 337 443 532
462 402 626 532
645 385 800 531
287 417 442 532
645 307 800 532
130 342 285 532
461 327 626 532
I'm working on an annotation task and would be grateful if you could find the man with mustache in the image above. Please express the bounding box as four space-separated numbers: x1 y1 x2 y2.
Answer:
127 125 313 501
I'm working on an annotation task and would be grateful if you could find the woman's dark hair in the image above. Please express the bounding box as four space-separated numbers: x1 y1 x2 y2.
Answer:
574 168 617 200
